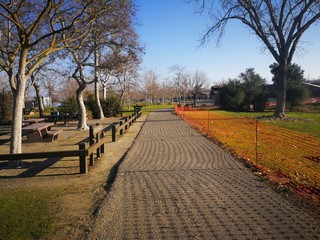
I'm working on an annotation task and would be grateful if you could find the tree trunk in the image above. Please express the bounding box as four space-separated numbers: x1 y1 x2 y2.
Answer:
33 81 45 118
94 49 104 119
95 80 104 119
76 85 89 130
102 83 107 100
274 62 288 118
8 77 26 167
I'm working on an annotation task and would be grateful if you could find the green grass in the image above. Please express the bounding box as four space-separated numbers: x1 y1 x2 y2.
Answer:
213 110 320 138
273 112 320 137
0 190 54 240
142 103 175 112
123 103 175 114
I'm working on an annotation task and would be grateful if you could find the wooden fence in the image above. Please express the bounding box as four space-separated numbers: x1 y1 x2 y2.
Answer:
0 111 142 174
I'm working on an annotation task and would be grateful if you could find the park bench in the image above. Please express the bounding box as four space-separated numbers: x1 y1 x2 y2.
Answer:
133 105 143 114
44 114 78 125
22 122 62 143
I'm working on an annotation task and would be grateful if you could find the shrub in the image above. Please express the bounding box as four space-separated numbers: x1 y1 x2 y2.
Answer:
220 80 246 111
0 89 13 125
59 96 78 117
86 94 122 118
101 96 122 117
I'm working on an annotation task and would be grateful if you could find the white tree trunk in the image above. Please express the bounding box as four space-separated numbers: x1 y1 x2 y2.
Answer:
8 77 27 167
95 80 104 119
76 89 89 130
94 49 104 119
102 83 107 100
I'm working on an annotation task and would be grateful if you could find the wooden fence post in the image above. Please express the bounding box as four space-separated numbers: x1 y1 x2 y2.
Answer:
125 116 129 130
89 126 94 165
96 130 100 160
101 131 105 154
79 143 87 174
119 121 124 135
89 126 94 145
112 125 116 142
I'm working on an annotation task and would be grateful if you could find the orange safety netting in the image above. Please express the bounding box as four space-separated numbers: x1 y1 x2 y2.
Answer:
176 107 320 194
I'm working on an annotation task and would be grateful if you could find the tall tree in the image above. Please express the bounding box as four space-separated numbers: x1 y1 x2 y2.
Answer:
66 41 94 130
270 63 308 110
100 12 143 108
0 0 99 165
192 0 320 118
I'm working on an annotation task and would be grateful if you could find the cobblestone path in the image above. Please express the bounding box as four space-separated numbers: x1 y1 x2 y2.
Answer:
85 110 320 240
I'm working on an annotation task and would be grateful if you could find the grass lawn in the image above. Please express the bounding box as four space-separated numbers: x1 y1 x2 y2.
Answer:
0 190 54 240
179 107 320 192
214 110 320 138
123 103 175 115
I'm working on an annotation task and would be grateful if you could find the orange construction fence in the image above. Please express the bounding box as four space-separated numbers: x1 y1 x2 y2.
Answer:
176 107 320 195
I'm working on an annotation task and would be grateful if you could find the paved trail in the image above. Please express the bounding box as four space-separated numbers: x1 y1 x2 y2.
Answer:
86 110 320 239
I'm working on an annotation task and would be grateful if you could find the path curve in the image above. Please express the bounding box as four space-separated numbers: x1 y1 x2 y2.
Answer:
85 110 320 239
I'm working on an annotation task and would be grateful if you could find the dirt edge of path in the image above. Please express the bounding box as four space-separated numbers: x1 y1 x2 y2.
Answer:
0 115 147 240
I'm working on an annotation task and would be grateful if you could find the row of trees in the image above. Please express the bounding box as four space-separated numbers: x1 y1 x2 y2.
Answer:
0 0 143 165
216 64 309 111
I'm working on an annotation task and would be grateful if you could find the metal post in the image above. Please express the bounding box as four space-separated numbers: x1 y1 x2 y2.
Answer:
255 118 258 165
207 110 210 135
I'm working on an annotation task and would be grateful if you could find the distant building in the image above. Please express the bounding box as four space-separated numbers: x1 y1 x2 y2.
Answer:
25 96 52 108
42 96 52 108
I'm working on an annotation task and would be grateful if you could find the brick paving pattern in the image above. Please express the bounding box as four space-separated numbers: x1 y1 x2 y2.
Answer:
86 110 320 239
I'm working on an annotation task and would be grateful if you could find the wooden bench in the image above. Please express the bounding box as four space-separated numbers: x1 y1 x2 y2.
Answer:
47 129 63 141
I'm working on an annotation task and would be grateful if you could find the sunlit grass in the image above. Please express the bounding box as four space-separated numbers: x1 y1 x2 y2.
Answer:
213 110 320 138
0 190 54 240
177 109 320 192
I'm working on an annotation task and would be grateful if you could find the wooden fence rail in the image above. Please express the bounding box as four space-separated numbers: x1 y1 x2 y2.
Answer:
0 110 142 174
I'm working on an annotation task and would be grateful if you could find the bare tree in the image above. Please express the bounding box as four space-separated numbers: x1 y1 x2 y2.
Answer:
192 0 320 118
66 44 94 130
169 64 189 105
143 70 160 105
0 1 99 164
25 56 59 117
188 70 208 106
104 26 143 111
160 80 176 105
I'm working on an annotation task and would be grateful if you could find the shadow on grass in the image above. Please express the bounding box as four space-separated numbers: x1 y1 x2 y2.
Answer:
0 157 79 178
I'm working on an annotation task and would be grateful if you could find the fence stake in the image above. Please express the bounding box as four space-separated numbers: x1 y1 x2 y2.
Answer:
207 110 209 135
255 118 258 165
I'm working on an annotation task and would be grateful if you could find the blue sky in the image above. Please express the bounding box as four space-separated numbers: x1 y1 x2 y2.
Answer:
135 0 320 85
